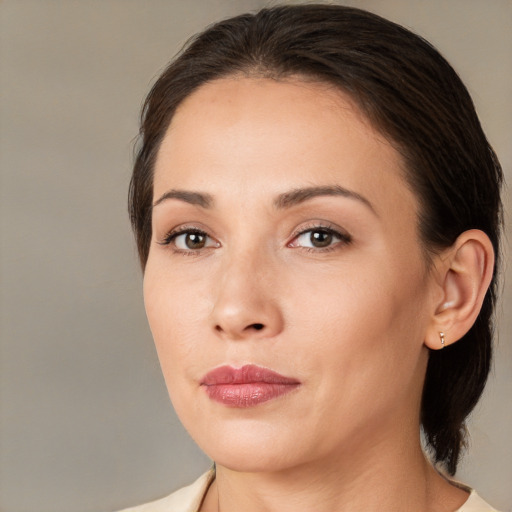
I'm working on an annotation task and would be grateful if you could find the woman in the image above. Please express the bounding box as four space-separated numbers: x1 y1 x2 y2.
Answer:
122 4 503 512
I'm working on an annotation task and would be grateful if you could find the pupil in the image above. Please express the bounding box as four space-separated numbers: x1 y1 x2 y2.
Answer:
311 230 332 247
186 233 205 249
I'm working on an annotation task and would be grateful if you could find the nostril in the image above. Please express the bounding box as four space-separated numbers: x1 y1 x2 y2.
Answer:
214 323 265 334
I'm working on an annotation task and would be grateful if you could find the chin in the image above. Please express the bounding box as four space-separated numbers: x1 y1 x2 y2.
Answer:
209 445 302 474
186 418 312 473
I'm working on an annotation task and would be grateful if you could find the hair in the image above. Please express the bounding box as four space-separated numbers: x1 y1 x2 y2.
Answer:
129 4 503 474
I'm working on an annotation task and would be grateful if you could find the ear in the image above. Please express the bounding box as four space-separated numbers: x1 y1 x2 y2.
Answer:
424 229 495 350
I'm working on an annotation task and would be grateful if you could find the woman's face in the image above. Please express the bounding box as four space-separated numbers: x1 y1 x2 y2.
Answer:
144 77 438 472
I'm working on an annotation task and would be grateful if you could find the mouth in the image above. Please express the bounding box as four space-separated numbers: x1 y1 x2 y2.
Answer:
200 364 301 408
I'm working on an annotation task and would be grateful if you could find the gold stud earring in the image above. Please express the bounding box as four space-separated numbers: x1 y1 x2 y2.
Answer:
439 332 445 349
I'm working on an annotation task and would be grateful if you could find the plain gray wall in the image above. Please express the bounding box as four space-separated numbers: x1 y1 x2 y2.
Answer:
1 1 510 511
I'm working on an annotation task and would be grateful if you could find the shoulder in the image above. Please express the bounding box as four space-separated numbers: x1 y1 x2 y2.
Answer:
456 489 502 512
117 471 214 512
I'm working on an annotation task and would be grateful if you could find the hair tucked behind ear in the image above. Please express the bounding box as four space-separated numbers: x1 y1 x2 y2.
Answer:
129 4 503 474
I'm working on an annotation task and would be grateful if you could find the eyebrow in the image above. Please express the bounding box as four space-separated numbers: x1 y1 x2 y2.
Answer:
153 185 376 215
274 185 377 215
153 189 213 209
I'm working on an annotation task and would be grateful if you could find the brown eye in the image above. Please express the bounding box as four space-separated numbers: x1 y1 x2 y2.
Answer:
309 230 333 248
165 229 219 251
184 232 206 249
289 226 351 251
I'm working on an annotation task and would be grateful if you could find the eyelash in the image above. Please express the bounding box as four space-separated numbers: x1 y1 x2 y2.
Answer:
288 223 352 253
158 226 215 256
157 223 352 256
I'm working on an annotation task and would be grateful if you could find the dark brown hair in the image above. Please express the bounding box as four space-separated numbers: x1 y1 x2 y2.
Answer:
129 4 503 474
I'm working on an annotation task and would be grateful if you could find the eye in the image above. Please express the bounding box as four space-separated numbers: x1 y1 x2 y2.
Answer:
288 226 351 250
159 228 219 252
174 231 209 250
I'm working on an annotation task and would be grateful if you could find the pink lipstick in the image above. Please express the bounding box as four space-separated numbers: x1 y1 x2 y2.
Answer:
200 364 300 407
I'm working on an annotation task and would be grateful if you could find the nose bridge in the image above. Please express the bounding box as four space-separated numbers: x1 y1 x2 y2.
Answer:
210 236 283 340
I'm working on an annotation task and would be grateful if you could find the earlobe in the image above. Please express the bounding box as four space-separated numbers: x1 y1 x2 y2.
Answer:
425 229 494 350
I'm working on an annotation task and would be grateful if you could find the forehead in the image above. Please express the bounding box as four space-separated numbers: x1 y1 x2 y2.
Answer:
153 77 416 218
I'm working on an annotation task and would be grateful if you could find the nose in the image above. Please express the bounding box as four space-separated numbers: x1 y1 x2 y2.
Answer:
210 247 284 341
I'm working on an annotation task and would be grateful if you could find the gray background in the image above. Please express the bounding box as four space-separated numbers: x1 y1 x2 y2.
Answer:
1 1 510 511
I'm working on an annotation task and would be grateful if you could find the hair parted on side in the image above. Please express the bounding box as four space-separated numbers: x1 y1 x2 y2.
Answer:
129 4 503 475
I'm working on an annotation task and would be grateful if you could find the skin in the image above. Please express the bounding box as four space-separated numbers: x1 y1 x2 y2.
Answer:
144 77 473 511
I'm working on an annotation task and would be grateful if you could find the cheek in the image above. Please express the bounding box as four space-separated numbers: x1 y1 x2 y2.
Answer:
285 255 430 388
143 263 209 383
284 271 428 455
143 273 212 428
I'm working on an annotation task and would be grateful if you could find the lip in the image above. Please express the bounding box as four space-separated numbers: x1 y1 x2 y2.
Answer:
200 364 301 408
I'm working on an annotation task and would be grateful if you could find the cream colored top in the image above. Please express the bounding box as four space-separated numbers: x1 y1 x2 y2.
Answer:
118 471 502 512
